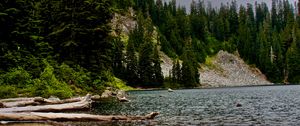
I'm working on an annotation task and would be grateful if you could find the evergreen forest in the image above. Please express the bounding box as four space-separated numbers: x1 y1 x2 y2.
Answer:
1 0 300 98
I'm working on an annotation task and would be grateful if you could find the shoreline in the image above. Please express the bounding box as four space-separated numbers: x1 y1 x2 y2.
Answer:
127 83 300 92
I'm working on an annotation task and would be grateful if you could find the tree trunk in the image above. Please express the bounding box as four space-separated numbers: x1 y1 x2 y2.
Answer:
0 94 91 113
1 95 102 108
0 112 159 121
0 97 43 103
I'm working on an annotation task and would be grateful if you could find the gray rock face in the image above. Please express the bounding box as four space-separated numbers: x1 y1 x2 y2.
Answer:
160 50 272 87
200 50 272 87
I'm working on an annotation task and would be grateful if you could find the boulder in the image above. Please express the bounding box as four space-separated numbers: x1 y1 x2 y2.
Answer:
116 90 127 98
48 96 60 101
101 90 113 99
91 95 101 101
118 97 130 102
236 103 242 107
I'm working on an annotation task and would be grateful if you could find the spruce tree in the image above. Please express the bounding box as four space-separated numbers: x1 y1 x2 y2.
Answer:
139 40 154 86
112 37 125 80
153 44 164 85
171 59 181 84
125 32 139 86
181 52 196 87
181 43 199 87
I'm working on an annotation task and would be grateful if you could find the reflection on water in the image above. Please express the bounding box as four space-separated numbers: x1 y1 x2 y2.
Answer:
92 85 300 125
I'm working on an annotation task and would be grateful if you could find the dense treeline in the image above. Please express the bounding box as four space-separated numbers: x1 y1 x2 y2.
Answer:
0 0 132 98
109 0 200 88
2 0 300 98
133 0 300 83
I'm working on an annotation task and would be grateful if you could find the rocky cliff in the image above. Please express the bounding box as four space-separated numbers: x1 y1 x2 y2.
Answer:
199 50 272 87
160 50 272 87
110 11 272 88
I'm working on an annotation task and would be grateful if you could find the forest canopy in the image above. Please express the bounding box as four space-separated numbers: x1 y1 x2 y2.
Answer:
1 0 300 98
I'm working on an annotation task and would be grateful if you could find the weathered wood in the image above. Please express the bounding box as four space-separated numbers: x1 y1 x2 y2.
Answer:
0 94 92 113
0 95 103 108
0 112 159 121
39 97 82 104
0 97 43 103
117 97 130 102
2 101 41 108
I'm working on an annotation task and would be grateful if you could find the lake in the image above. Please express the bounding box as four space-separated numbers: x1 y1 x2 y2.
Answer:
92 85 300 125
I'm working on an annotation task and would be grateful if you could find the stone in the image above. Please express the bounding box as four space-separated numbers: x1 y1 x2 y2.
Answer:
91 95 101 101
117 90 127 98
118 97 130 102
101 90 112 98
48 96 60 101
236 103 242 107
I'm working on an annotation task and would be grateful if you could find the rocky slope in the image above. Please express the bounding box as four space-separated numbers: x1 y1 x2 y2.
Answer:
160 50 273 87
199 50 272 87
110 11 272 88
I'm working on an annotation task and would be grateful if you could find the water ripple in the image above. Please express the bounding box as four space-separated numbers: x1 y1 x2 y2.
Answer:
92 85 300 125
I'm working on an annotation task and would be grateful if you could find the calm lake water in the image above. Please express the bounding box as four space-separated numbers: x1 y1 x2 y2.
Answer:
92 85 300 125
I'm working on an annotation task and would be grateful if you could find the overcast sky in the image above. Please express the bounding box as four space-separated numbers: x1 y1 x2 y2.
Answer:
163 0 297 12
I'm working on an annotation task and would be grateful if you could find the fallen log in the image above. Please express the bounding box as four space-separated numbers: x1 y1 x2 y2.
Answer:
2 101 41 108
1 94 103 108
1 96 83 108
0 112 159 121
37 97 82 105
0 94 92 113
0 97 43 103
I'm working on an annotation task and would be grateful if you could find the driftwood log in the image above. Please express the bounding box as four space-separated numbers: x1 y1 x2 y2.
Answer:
0 112 159 121
0 94 92 113
0 95 102 108
0 93 159 122
0 97 44 103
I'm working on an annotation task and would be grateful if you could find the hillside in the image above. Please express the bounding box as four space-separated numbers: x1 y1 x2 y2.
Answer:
200 51 272 87
160 50 272 87
110 9 273 88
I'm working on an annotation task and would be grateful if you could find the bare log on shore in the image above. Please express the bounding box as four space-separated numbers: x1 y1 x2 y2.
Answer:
0 97 43 103
0 112 159 122
0 95 102 108
1 100 41 108
0 93 159 122
1 97 82 108
0 94 92 113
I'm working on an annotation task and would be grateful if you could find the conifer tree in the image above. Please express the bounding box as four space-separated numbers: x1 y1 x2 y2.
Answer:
153 44 164 85
180 39 200 87
181 51 196 87
139 40 154 86
112 37 125 79
171 59 181 84
125 32 139 86
229 1 239 35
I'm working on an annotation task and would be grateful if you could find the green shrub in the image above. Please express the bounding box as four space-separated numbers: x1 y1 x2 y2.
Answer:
92 71 134 91
0 85 18 98
32 60 73 98
0 67 32 87
163 77 181 89
55 63 92 91
106 77 134 91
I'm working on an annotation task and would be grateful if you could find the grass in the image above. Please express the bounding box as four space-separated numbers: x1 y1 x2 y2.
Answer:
103 76 135 91
203 55 226 76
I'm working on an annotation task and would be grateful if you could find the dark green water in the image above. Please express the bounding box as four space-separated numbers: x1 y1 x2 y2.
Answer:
91 85 300 125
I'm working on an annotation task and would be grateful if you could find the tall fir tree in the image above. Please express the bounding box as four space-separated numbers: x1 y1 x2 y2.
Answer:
153 44 164 85
125 32 139 86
